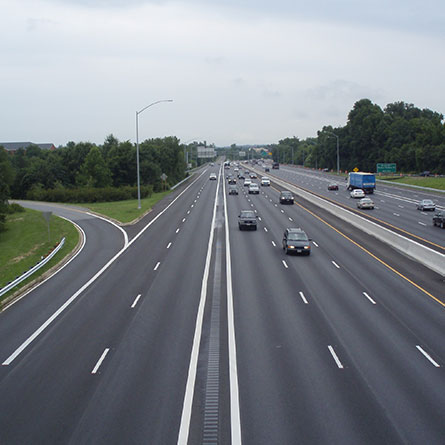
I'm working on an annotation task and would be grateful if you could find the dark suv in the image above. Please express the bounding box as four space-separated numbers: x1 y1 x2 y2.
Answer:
282 228 311 255
272 162 279 169
279 191 294 204
238 210 257 230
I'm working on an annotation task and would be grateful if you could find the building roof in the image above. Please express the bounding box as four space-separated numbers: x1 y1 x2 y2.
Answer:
0 142 56 152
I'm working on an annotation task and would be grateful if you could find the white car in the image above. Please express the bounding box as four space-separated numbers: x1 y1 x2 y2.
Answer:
209 173 217 180
244 178 252 186
350 189 365 198
261 177 271 186
357 197 374 209
248 183 260 194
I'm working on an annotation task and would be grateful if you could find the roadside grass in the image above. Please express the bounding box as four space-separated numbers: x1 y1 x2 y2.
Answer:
378 176 445 190
80 190 172 223
0 208 79 305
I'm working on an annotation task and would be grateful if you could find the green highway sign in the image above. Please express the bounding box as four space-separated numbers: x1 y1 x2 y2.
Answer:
377 163 396 173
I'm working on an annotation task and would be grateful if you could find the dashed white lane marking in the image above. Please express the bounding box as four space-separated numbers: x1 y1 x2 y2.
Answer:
418 221 427 226
191 204 194 208
393 213 400 216
328 346 344 369
363 292 376 304
264 227 268 232
280 209 284 213
299 291 308 304
282 260 288 269
167 242 172 249
332 261 340 269
258 217 262 221
312 241 319 248
182 218 186 223
398 205 404 208
416 346 440 367
271 241 276 247
176 228 180 233
187 210 190 214
289 217 293 221
131 294 141 308
154 262 160 271
92 348 110 374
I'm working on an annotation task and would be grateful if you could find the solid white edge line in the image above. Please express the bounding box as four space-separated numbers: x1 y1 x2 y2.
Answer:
86 212 128 247
2 171 207 366
91 348 110 374
416 345 440 367
299 291 308 304
328 345 344 369
362 292 376 304
131 294 141 308
177 167 221 445
223 166 243 444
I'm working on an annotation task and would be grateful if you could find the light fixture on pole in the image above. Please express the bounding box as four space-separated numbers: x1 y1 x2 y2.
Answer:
325 131 340 174
136 99 173 209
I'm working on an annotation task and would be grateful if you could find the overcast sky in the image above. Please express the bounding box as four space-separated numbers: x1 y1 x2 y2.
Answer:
2 0 444 146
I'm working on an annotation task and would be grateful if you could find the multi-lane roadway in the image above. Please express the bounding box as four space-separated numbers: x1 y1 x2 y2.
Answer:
0 164 444 444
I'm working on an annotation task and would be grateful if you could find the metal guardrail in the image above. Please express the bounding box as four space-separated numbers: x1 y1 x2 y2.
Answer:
0 237 65 297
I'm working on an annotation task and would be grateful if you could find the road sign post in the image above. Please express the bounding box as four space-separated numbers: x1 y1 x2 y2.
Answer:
377 163 396 173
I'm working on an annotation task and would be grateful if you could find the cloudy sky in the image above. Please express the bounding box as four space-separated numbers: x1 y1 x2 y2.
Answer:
2 0 444 146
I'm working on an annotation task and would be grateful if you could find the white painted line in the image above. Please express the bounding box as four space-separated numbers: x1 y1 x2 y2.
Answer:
2 171 208 366
254 209 257 213
264 227 268 232
328 345 344 369
176 228 180 233
380 200 385 202
182 218 186 223
393 213 400 216
363 292 376 304
299 291 308 304
416 346 440 367
258 217 262 221
271 241 276 247
154 262 160 271
418 221 427 226
191 204 194 208
332 261 340 269
281 209 284 213
251 204 254 207
398 205 404 208
167 242 172 249
289 217 293 221
92 348 110 374
274 204 277 207
187 210 190 214
282 260 288 269
312 241 319 247
194 200 197 203
131 294 141 308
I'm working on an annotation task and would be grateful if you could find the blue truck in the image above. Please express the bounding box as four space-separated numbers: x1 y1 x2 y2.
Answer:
346 172 376 194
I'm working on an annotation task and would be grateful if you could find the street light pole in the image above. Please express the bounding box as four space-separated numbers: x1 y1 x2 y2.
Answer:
136 99 173 209
325 131 340 174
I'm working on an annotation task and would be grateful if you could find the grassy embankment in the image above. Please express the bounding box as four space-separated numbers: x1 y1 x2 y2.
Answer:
0 208 79 305
377 175 445 191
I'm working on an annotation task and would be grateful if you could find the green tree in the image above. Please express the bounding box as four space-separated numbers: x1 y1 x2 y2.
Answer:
77 146 112 188
0 148 15 231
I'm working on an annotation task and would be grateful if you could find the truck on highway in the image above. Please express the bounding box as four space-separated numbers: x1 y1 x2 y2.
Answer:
346 172 376 194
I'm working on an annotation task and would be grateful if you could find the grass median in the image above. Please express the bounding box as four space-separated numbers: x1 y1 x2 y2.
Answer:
0 208 79 306
378 176 445 190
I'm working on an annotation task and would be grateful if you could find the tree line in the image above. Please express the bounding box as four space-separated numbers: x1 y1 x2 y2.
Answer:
271 99 445 174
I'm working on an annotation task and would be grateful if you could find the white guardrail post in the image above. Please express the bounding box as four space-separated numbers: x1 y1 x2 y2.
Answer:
0 238 66 298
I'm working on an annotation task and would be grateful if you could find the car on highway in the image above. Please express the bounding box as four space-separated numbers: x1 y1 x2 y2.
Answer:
228 177 237 184
327 183 339 190
261 177 271 186
238 172 245 179
265 166 270 172
238 210 257 230
279 191 294 204
248 183 259 194
228 185 238 195
417 199 435 211
433 212 445 228
350 189 365 198
272 162 279 169
209 173 217 180
250 172 257 179
244 178 252 187
282 228 311 255
357 197 375 209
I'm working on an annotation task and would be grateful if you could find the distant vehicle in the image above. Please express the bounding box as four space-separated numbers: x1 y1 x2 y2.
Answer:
347 172 376 194
417 199 435 211
248 183 259 194
279 191 294 204
228 185 238 195
238 210 257 230
350 189 365 198
261 177 271 186
357 197 374 209
210 162 214 166
322 168 329 172
250 172 257 179
228 177 237 184
420 171 431 177
433 212 445 228
209 173 217 180
282 228 311 255
272 162 280 169
327 183 338 190
265 166 270 172
238 172 245 179
244 178 252 186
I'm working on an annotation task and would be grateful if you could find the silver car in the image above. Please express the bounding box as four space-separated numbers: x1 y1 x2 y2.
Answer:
417 199 435 211
357 197 374 209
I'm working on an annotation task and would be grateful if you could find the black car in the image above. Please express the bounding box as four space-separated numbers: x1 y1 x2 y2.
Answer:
272 162 279 169
228 185 238 195
238 172 245 179
265 167 270 172
279 191 294 204
238 210 257 230
228 177 237 184
282 228 311 255
433 212 445 228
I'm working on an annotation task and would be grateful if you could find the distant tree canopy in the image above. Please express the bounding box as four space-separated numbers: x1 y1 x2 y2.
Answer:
0 148 15 231
272 99 445 173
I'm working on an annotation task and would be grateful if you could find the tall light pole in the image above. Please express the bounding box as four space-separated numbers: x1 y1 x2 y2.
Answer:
325 131 340 174
136 99 173 209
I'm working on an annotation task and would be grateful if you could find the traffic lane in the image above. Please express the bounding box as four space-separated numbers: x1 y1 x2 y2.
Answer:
267 167 445 249
0 171 218 443
236 186 445 443
0 207 125 362
226 190 403 444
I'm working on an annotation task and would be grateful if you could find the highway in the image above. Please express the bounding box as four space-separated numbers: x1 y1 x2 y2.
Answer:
0 165 444 444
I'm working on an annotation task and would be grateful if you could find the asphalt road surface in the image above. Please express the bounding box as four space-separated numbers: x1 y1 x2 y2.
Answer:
0 166 444 444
